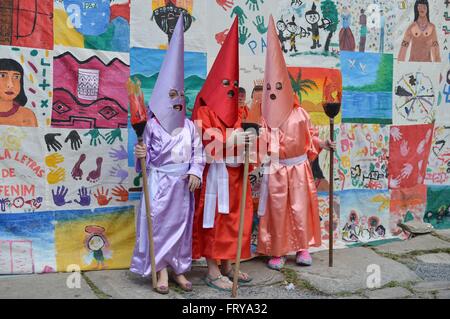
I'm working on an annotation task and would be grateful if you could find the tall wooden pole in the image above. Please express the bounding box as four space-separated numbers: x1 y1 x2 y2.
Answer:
138 138 158 289
328 119 334 267
232 143 250 298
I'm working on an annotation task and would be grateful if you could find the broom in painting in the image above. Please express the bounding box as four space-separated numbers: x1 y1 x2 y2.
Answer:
232 122 260 298
127 77 157 289
321 75 342 268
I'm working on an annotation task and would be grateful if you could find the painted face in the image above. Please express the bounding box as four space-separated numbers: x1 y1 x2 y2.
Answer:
305 12 320 24
287 23 298 34
417 3 427 17
0 70 21 102
276 21 286 32
88 235 105 251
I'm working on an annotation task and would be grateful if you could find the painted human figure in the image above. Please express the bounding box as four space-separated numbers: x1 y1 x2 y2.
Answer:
131 16 205 294
398 0 441 62
276 17 289 53
0 59 37 127
359 9 367 52
305 3 325 49
84 225 111 269
339 6 355 51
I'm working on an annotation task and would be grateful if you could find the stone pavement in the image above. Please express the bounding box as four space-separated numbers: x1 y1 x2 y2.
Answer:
1 232 449 299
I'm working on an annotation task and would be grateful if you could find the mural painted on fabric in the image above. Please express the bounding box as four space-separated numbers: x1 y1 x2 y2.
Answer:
51 47 130 129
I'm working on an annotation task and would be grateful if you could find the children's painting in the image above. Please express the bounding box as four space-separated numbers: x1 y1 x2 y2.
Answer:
309 193 346 252
131 0 206 52
130 47 206 118
436 63 450 124
44 128 129 210
54 0 130 52
339 189 391 244
424 186 450 229
389 184 427 239
0 127 46 213
425 125 450 186
287 67 342 125
0 212 56 274
393 62 440 125
0 0 53 50
51 47 129 129
0 46 53 127
206 0 339 67
341 51 393 124
337 0 396 53
54 206 135 271
335 124 389 190
388 124 434 189
395 0 443 63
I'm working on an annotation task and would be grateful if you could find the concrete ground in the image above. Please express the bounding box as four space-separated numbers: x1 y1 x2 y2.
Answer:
1 230 449 299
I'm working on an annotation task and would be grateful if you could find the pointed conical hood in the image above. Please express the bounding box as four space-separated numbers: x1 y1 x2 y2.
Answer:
262 15 294 128
149 14 185 134
193 17 239 128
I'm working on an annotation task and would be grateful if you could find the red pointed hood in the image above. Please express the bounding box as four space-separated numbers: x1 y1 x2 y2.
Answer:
193 17 239 127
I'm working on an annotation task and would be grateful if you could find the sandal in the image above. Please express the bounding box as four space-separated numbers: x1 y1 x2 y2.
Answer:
224 269 253 283
155 285 169 295
170 274 193 292
204 274 233 292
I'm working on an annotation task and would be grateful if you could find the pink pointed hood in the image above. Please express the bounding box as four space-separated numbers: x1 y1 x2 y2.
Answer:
262 15 295 128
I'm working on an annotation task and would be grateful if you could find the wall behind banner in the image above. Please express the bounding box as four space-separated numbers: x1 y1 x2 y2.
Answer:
0 0 448 274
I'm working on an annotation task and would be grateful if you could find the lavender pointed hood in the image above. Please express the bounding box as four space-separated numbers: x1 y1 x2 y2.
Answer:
149 14 185 134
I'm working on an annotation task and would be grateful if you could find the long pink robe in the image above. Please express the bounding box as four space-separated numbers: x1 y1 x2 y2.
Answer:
257 106 323 257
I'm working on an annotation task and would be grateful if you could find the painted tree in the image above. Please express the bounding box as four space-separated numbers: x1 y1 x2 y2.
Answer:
321 0 338 52
289 70 318 103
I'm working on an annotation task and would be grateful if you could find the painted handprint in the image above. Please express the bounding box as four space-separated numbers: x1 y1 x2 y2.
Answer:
74 187 91 207
109 145 128 162
400 140 410 157
390 127 403 142
253 15 268 34
44 133 63 152
109 164 128 184
239 26 251 44
64 130 83 151
72 154 86 181
47 167 66 185
400 163 413 180
245 0 264 11
52 186 72 207
112 185 129 202
105 128 123 145
216 0 234 11
215 29 229 45
84 129 105 147
94 187 112 206
87 157 103 183
231 6 248 25
45 153 65 168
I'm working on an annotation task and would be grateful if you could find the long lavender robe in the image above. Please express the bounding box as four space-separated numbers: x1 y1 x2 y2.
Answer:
130 118 205 276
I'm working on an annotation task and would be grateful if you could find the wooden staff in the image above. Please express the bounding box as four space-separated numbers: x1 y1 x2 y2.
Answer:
232 142 250 298
232 123 259 297
128 78 157 289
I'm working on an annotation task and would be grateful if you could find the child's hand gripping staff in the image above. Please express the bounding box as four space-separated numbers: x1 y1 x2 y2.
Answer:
127 78 158 289
232 123 259 298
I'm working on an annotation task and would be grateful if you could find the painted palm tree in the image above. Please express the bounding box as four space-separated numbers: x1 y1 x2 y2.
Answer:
289 70 318 103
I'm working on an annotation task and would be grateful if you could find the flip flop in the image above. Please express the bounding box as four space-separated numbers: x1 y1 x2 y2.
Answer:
204 274 233 292
224 270 253 283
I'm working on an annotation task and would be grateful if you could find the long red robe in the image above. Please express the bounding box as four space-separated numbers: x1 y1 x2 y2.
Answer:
192 106 254 260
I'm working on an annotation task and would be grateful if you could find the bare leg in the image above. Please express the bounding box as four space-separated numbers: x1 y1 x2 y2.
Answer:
221 260 251 281
206 259 233 290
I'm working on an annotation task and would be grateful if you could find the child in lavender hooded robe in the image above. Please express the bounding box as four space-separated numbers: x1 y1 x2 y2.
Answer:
130 16 205 293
